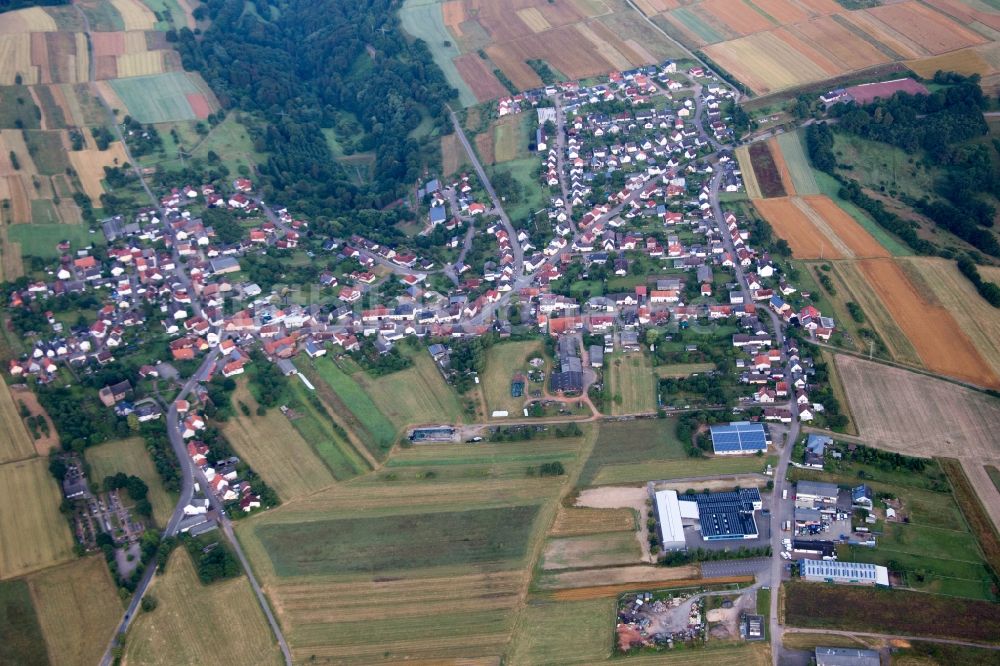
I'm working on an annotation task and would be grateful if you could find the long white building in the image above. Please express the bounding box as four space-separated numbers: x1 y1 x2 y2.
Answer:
654 489 687 551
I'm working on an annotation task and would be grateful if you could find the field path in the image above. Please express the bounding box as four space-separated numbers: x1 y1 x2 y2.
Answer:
960 460 1000 534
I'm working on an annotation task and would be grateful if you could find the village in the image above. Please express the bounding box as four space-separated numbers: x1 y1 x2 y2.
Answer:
4 56 912 666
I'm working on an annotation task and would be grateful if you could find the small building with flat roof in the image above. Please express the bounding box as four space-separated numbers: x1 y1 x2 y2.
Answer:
815 647 880 666
796 480 839 505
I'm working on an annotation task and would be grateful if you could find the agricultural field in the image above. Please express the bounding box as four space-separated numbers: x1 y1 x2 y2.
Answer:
653 362 715 378
783 581 1000 643
747 142 785 198
857 258 997 387
0 383 39 464
305 356 399 458
123 549 284 666
401 0 684 105
579 418 681 486
348 350 465 430
0 578 48 665
481 339 546 417
541 531 642 570
606 352 657 415
901 257 1000 382
221 381 338 501
257 505 540 576
494 112 532 163
0 458 74 579
84 436 175 527
234 426 585 663
648 0 987 95
774 131 819 195
506 598 616 664
109 71 212 123
835 354 1000 461
27 556 122 666
549 505 636 537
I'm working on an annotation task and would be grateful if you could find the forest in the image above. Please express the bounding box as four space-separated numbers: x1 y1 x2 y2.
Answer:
826 74 1000 256
174 0 456 238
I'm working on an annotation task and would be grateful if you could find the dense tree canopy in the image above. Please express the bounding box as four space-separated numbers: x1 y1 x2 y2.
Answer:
175 0 457 226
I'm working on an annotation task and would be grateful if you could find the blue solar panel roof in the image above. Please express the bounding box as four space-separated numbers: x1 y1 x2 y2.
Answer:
710 422 767 453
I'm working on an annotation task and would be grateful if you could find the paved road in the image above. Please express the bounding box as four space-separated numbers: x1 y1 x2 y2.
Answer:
446 105 524 282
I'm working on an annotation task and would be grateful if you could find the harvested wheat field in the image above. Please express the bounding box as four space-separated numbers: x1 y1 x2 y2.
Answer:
68 142 129 200
0 458 75 579
868 1 984 56
802 195 888 258
858 258 998 388
704 32 831 94
736 145 762 199
0 33 37 85
28 556 121 666
116 51 166 78
109 0 156 30
907 47 995 79
5 176 32 223
0 7 58 33
754 197 843 259
900 257 1000 382
550 506 635 537
0 131 38 177
836 354 1000 459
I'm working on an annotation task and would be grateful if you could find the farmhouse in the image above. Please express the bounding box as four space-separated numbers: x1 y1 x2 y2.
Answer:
801 560 889 587
653 489 687 551
710 422 769 455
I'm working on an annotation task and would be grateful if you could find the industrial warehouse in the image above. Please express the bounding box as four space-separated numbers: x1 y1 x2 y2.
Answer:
654 488 764 549
801 560 889 587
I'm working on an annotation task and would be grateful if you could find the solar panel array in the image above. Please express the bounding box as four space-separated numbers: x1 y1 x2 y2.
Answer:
680 489 760 539
710 422 767 454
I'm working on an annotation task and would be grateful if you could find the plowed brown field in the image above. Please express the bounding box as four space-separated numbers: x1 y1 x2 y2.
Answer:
454 53 509 101
550 575 752 600
754 197 843 259
859 258 998 388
